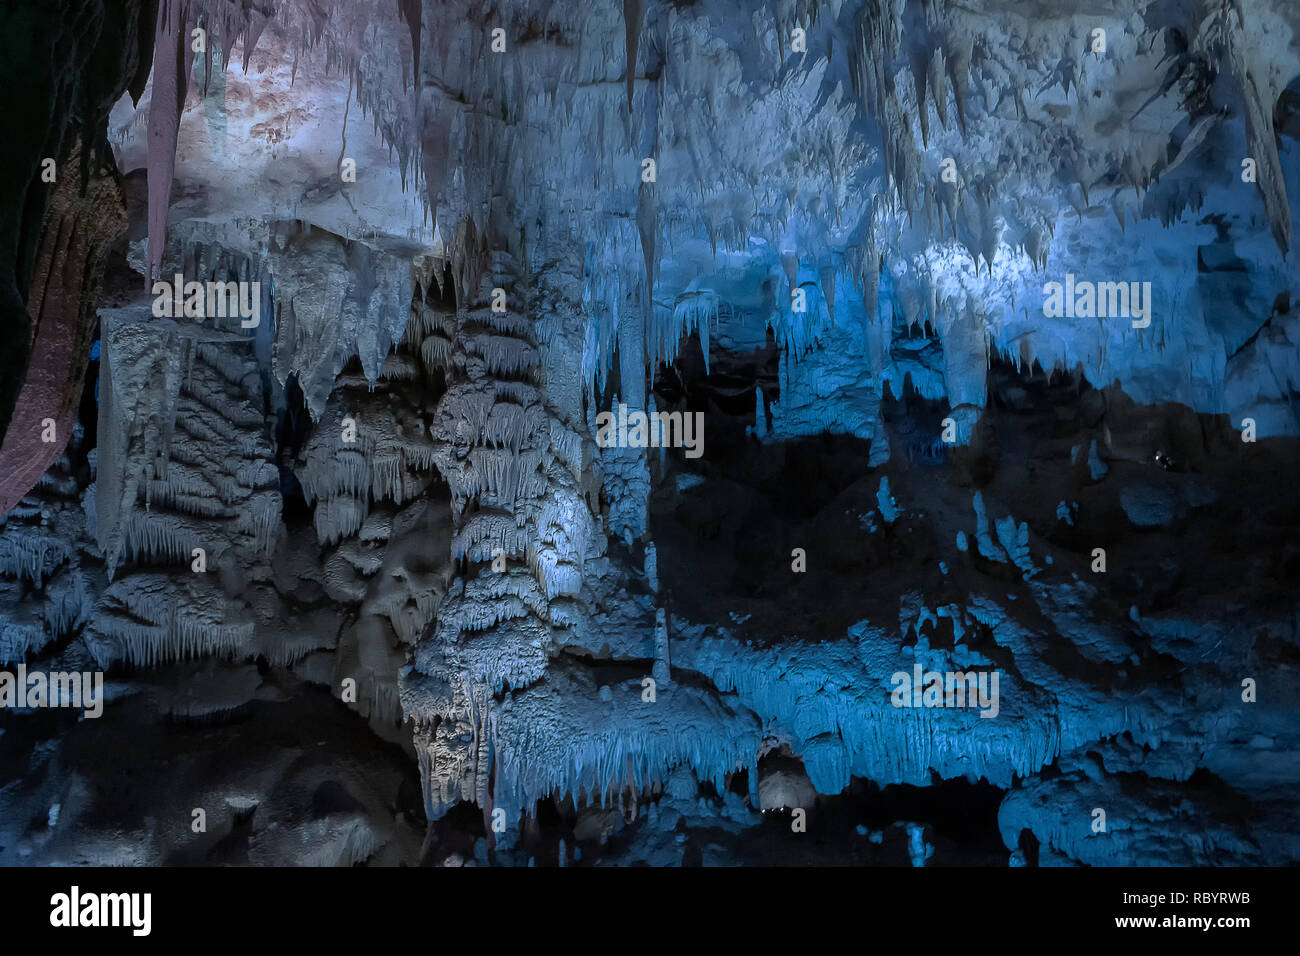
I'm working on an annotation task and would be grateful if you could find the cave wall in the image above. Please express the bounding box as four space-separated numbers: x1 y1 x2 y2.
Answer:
1 0 1298 866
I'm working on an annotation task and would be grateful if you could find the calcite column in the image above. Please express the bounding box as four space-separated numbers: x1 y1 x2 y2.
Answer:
404 235 605 838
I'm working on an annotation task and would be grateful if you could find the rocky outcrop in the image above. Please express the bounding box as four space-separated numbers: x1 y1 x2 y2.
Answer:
0 146 125 514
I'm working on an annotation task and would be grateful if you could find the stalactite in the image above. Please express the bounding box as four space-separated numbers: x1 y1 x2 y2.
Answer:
146 0 185 287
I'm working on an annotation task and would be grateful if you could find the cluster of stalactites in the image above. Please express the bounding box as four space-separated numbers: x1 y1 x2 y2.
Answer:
0 436 95 665
84 572 255 668
146 0 275 284
844 0 1294 299
144 0 422 284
